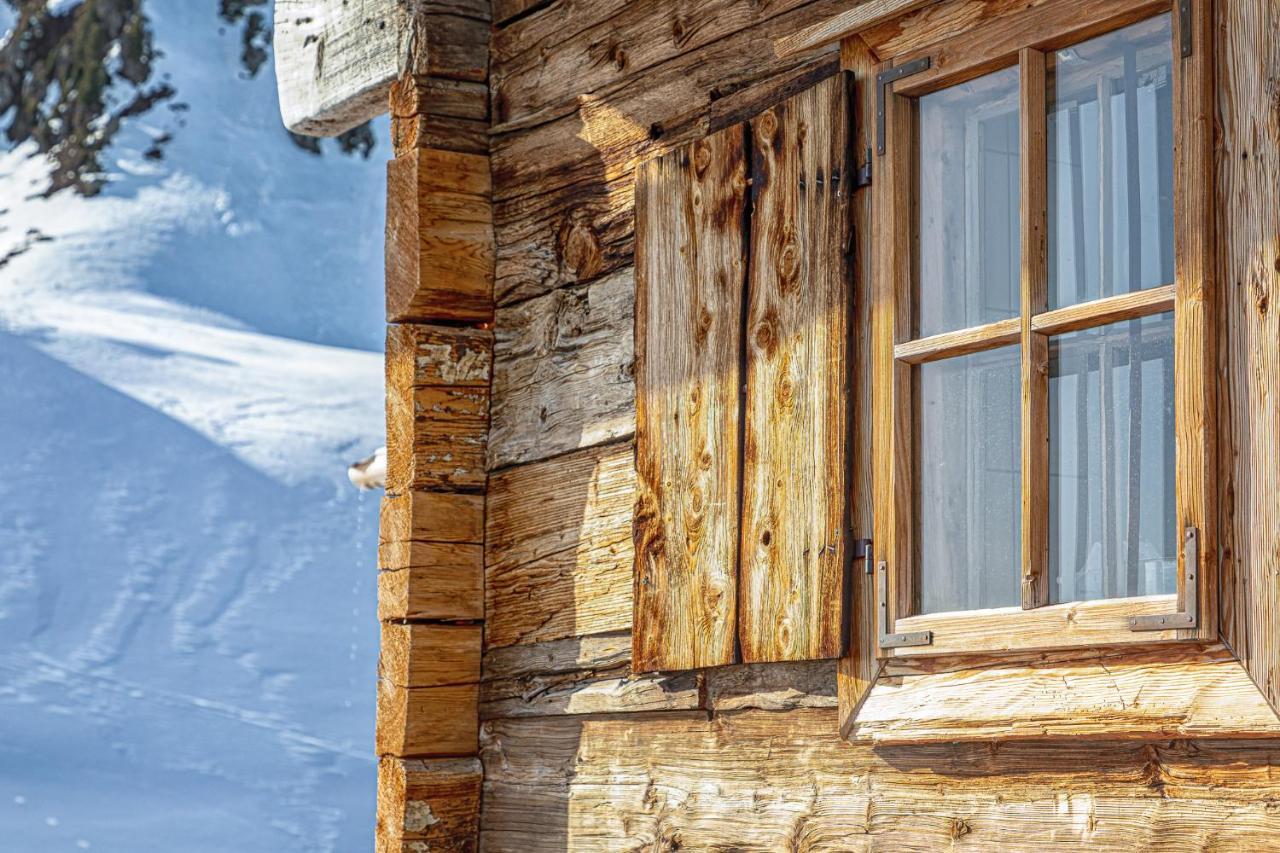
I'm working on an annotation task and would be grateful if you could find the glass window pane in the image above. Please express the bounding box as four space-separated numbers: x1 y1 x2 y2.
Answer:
1047 14 1175 309
1048 313 1176 603
918 347 1021 613
916 67 1021 338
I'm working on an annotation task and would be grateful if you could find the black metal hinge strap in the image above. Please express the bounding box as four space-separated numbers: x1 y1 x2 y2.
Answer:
875 56 931 155
1179 0 1193 58
1130 526 1199 631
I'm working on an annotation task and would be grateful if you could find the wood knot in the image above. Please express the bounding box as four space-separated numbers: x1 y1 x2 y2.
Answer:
949 818 972 839
558 216 604 280
692 139 713 177
1253 275 1270 317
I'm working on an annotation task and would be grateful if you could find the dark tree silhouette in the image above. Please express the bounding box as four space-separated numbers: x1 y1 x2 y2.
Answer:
0 0 374 197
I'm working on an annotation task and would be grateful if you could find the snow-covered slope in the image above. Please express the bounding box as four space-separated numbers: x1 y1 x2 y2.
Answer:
0 3 388 850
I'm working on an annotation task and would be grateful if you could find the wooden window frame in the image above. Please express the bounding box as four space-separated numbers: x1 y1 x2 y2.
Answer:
872 0 1215 658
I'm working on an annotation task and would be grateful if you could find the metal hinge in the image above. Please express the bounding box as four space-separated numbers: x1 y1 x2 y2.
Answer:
1130 526 1199 631
1179 0 1193 58
854 148 872 189
876 554 932 649
876 57 931 155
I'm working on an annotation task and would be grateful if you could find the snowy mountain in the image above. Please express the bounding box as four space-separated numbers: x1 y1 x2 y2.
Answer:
0 2 388 850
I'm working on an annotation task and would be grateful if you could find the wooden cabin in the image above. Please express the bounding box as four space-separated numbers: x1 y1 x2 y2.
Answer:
275 0 1280 848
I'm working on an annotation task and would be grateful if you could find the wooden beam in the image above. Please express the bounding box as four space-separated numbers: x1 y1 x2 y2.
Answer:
854 645 1280 743
386 323 492 494
774 0 939 59
274 0 407 136
386 149 495 325
377 680 479 758
376 757 481 853
275 0 490 137
381 623 482 689
485 442 634 648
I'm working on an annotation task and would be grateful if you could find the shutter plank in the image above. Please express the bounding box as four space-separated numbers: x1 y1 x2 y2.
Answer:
633 127 749 672
740 73 851 663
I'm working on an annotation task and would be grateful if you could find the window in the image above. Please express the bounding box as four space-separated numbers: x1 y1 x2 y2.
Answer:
873 0 1214 656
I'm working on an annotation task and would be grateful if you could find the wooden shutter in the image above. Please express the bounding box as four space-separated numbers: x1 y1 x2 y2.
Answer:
633 125 748 672
739 74 852 662
634 70 854 671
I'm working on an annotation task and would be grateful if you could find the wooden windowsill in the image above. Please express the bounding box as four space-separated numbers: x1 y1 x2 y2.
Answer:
844 644 1280 744
891 594 1187 657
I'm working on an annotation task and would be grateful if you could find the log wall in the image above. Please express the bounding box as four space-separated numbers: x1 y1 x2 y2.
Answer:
472 0 1280 849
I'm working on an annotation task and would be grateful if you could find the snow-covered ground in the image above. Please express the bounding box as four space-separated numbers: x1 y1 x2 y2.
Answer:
0 3 388 850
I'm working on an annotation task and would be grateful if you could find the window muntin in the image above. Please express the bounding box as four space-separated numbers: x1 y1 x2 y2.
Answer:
876 1 1208 651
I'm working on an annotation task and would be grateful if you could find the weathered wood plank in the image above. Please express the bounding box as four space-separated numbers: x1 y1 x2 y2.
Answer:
482 631 632 682
377 548 485 621
481 669 702 719
380 490 485 544
492 0 840 133
632 127 748 672
274 0 406 135
492 46 842 305
377 680 479 757
382 623 483 689
488 269 635 470
738 73 850 663
705 660 837 711
275 1 489 136
856 645 1280 743
775 0 938 58
377 757 481 853
837 33 880 735
386 149 494 325
485 442 634 648
386 324 491 494
1218 0 1280 711
481 708 1280 851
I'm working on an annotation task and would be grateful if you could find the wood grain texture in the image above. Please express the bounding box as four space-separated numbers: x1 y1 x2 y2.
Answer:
1218 0 1280 708
1030 284 1176 335
632 127 748 672
491 0 833 133
275 0 488 136
775 0 939 58
1171 0 1217 643
738 73 850 663
481 669 702 719
892 594 1182 657
380 490 485 545
386 324 491 494
488 268 635 470
892 316 1021 363
274 0 405 135
485 442 634 648
376 757 481 853
377 680 479 757
490 7 848 305
855 645 1280 743
887 0 1167 97
706 659 837 711
482 631 632 682
481 708 1280 851
381 623 482 689
386 149 494 325
1020 47 1049 609
837 33 882 736
377 546 484 622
